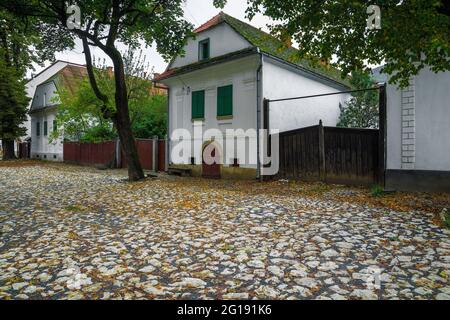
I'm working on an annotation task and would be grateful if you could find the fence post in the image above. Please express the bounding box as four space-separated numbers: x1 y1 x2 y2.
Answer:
263 98 271 157
378 84 387 188
152 135 158 172
165 134 169 171
318 120 326 181
115 139 121 169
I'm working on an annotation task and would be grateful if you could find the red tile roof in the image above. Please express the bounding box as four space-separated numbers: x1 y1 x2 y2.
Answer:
153 68 177 81
156 12 350 88
194 12 224 33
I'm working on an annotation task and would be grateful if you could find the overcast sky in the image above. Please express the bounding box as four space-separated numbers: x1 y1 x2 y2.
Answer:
30 0 272 77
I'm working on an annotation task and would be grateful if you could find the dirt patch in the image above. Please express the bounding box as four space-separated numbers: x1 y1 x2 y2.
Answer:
0 160 42 167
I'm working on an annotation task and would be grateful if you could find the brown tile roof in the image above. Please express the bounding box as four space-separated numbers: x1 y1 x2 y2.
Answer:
55 65 88 95
153 69 177 82
159 12 351 88
194 12 223 33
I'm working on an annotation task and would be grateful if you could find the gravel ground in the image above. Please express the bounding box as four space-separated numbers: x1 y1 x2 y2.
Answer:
0 163 449 300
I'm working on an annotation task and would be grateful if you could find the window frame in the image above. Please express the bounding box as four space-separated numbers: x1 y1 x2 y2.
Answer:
198 38 210 61
217 84 233 118
191 90 205 120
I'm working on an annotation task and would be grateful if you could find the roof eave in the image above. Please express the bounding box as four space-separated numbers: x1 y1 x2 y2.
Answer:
261 52 351 90
155 47 259 82
29 104 59 115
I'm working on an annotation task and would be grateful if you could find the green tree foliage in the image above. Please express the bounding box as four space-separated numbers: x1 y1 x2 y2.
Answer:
131 94 167 139
53 50 167 143
337 71 379 129
1 0 195 180
0 10 73 75
220 0 450 87
0 9 71 159
0 61 29 159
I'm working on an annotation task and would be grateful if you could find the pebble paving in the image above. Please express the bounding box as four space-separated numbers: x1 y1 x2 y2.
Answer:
0 164 449 300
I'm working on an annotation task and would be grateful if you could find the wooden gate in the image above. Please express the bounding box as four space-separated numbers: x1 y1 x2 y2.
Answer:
202 143 221 179
276 122 379 185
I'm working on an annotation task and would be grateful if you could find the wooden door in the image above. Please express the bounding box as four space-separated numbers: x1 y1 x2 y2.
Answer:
202 143 221 179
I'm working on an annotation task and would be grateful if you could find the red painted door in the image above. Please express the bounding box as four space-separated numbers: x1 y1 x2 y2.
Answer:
202 144 221 179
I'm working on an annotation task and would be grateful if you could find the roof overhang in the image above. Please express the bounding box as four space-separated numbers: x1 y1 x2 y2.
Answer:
29 104 59 115
154 47 258 83
262 52 351 91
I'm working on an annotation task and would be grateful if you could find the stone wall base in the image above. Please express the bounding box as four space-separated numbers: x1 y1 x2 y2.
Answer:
386 169 450 192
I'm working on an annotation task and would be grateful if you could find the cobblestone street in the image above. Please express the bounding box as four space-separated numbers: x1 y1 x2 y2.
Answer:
0 163 449 300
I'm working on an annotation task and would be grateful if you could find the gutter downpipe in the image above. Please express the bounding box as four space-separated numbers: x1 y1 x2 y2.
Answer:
166 87 170 171
256 48 263 181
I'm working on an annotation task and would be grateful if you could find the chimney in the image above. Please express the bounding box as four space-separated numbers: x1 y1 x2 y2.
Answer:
106 66 113 78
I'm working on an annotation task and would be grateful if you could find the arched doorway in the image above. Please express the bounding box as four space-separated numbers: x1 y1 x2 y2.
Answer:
202 142 221 179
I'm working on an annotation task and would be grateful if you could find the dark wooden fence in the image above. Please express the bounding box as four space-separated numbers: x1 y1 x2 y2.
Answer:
64 138 166 171
18 141 31 159
120 139 153 170
64 140 116 166
276 122 379 186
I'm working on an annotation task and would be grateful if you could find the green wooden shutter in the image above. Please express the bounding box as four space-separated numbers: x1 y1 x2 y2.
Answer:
44 121 48 136
199 39 210 61
217 85 233 117
192 90 205 119
36 122 40 136
203 41 210 59
53 120 57 132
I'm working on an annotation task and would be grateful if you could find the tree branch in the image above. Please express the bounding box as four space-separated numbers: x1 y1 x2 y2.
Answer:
81 36 115 120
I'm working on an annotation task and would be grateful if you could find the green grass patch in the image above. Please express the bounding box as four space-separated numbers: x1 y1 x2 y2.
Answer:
66 204 83 212
445 213 450 228
370 185 386 197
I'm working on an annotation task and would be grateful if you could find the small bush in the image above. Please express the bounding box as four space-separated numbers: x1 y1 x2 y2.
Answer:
440 209 450 228
370 185 385 197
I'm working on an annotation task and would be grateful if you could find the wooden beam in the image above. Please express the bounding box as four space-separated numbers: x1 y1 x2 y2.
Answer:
378 84 387 188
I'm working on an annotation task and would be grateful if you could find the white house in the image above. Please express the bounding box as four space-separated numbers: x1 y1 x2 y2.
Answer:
155 12 350 179
373 66 450 192
4 61 78 156
29 62 86 161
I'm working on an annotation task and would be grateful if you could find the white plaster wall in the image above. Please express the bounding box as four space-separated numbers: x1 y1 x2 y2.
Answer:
164 55 260 168
262 58 349 132
170 23 251 69
386 68 450 171
386 84 402 170
31 109 63 161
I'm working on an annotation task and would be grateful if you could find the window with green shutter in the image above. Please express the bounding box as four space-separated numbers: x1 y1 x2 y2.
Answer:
53 120 57 132
36 122 40 136
44 121 48 136
198 39 210 61
217 85 233 117
192 90 205 120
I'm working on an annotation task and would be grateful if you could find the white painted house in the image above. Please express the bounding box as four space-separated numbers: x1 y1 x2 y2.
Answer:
373 66 450 192
4 61 77 156
155 12 350 179
29 62 86 161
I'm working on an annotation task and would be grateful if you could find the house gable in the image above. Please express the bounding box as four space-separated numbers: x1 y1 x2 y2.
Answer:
30 81 59 113
158 12 350 89
29 64 87 114
170 21 251 69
